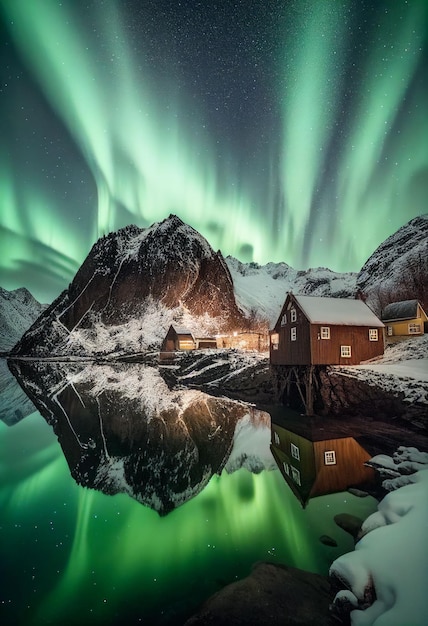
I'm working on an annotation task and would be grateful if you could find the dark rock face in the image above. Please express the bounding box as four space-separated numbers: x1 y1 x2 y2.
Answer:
315 368 427 429
184 561 332 626
356 215 428 314
12 215 245 356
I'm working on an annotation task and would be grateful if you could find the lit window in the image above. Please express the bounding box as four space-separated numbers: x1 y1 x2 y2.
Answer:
283 462 290 476
291 327 297 341
291 442 300 460
270 333 279 350
274 432 280 445
290 466 301 486
409 323 421 334
324 450 336 465
387 326 393 336
369 329 378 341
291 308 297 322
340 345 351 358
281 313 287 326
320 326 330 339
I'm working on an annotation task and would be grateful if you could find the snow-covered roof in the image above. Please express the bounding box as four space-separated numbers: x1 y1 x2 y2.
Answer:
292 295 384 327
172 325 195 338
381 299 420 322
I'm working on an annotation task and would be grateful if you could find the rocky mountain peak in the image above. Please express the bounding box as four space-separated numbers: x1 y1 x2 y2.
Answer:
12 215 245 357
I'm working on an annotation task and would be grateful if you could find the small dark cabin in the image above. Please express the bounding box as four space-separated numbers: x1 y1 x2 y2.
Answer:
270 293 384 366
161 325 196 352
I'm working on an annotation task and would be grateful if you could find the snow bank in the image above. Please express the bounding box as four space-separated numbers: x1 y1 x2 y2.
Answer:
330 447 428 625
335 335 428 404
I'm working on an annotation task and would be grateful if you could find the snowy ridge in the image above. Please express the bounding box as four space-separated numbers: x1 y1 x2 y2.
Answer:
226 256 356 326
356 214 428 313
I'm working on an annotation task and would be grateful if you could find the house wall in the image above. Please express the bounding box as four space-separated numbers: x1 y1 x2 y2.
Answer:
385 317 425 337
311 438 374 497
309 325 384 365
270 302 312 365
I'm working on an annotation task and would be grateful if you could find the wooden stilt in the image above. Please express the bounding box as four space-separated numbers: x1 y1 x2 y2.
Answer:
305 365 314 416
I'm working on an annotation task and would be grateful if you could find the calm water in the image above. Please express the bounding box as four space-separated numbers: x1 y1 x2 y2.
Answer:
0 361 379 626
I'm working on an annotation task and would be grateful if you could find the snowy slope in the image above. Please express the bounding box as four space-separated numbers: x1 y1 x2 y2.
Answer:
226 256 357 326
334 335 428 405
0 287 46 351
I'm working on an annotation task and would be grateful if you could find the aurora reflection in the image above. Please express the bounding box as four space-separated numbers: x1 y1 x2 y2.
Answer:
0 0 427 302
0 410 377 625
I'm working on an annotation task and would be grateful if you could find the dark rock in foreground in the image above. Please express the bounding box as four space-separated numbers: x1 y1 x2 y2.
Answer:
184 562 331 626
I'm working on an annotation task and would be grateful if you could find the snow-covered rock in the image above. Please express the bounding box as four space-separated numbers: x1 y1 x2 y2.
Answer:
330 447 428 626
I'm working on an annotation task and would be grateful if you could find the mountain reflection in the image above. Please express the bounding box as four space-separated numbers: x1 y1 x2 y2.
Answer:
271 420 376 507
8 360 275 514
0 358 37 425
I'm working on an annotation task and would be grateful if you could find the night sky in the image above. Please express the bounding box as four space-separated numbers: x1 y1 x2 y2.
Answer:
1 0 427 303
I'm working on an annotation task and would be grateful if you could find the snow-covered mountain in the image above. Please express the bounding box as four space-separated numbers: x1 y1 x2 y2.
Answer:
9 214 426 356
356 214 428 315
226 257 357 326
0 287 46 352
12 215 245 357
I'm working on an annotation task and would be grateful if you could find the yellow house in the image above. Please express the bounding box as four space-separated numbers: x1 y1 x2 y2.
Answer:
381 300 428 337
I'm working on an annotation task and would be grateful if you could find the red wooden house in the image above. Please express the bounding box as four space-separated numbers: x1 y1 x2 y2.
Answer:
270 294 384 366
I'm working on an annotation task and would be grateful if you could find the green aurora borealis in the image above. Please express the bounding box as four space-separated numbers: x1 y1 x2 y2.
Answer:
0 0 427 303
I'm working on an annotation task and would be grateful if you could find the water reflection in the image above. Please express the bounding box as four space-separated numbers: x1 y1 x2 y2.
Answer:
271 420 375 507
0 358 37 425
8 360 275 514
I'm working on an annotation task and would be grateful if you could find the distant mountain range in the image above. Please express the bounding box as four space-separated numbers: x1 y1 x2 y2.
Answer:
0 287 46 352
2 214 427 357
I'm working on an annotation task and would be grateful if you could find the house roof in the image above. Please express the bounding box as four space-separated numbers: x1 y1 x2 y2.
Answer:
171 325 195 338
291 295 384 327
381 299 420 322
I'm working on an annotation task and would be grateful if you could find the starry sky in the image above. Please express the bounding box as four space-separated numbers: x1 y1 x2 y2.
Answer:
0 0 427 303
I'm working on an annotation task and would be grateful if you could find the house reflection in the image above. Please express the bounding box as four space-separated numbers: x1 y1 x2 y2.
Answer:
270 421 376 507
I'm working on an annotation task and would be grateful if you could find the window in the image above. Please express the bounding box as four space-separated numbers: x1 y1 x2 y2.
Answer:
291 327 297 341
291 308 297 322
283 462 290 476
369 328 378 341
340 345 351 358
270 333 279 350
409 323 421 334
274 432 280 446
290 466 301 486
281 313 287 326
320 326 330 339
387 326 393 336
290 443 300 461
324 450 336 465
